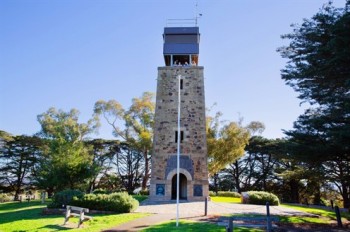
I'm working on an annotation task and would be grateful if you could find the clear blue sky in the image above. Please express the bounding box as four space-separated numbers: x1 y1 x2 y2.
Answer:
0 0 346 139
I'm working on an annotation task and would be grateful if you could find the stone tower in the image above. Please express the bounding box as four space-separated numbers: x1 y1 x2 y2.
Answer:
149 27 208 201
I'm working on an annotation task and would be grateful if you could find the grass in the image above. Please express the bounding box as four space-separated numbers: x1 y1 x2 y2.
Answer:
142 219 263 232
281 203 350 221
132 195 148 203
210 196 241 203
0 200 148 232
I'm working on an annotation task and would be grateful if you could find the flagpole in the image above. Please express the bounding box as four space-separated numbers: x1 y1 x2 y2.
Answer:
176 74 181 227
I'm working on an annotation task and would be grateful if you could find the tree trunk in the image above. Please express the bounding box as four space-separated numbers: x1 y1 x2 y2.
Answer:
214 173 219 195
313 182 321 205
47 187 54 198
141 151 149 190
341 183 350 209
290 179 299 203
234 161 241 193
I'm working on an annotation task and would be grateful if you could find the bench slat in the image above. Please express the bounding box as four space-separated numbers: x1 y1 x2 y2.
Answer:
67 205 89 213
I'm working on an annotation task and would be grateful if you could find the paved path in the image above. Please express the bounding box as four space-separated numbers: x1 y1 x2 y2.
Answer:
104 200 316 231
136 200 315 217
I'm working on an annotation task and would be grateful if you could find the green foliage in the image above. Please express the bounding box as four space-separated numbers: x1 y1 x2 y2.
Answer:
0 193 11 202
0 135 42 200
71 192 139 213
218 191 241 198
48 189 84 208
209 191 215 196
243 191 280 206
87 139 121 191
209 191 241 198
139 189 149 195
206 112 251 175
278 1 350 208
94 92 155 190
35 107 99 192
132 194 148 203
92 188 109 194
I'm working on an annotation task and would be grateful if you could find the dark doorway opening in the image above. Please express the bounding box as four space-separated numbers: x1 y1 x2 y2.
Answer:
171 173 187 200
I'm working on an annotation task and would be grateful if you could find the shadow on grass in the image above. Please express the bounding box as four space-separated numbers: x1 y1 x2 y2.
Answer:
38 224 72 231
0 201 59 225
0 200 42 212
142 220 264 232
142 220 226 232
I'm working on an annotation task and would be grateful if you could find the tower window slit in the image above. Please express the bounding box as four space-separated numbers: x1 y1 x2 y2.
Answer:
175 130 184 143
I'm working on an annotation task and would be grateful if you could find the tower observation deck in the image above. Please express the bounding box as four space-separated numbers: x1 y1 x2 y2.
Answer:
163 27 200 67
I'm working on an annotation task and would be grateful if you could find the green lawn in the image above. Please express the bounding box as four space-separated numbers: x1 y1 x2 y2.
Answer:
0 200 148 232
132 194 148 203
281 203 350 221
210 196 241 203
142 219 263 232
2 198 348 232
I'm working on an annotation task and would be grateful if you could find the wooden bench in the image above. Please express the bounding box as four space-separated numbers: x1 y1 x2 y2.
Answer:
63 205 93 228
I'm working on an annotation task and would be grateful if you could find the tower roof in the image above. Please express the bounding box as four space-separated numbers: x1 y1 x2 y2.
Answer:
163 27 200 55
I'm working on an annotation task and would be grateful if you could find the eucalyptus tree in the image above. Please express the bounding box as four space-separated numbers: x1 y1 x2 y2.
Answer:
86 139 120 192
114 143 144 193
94 92 155 190
206 112 250 176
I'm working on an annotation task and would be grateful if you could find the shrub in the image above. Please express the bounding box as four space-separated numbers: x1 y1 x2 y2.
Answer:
209 191 241 198
72 192 139 213
242 191 280 206
48 189 84 208
217 191 241 198
92 189 109 195
0 193 11 203
139 189 149 195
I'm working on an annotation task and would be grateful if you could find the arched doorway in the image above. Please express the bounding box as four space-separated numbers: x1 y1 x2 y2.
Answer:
171 173 187 200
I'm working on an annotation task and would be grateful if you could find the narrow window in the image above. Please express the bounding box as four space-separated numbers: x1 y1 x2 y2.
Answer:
180 79 183 90
175 130 184 143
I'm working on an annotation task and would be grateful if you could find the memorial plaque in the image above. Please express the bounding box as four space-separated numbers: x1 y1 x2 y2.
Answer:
156 184 165 196
193 184 203 196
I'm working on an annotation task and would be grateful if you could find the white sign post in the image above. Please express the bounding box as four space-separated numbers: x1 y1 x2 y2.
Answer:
176 74 181 227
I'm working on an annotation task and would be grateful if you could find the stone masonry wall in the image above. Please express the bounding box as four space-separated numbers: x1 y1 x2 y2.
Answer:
150 66 209 200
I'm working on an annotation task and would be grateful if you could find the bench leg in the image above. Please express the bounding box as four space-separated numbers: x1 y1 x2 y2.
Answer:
77 212 84 228
63 209 71 225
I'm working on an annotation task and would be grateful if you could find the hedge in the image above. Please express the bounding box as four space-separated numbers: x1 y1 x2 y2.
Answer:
209 191 241 198
0 193 11 203
241 191 280 206
72 192 139 213
48 189 84 208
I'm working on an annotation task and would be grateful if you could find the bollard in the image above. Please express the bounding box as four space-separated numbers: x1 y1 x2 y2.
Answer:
266 202 272 232
227 217 233 232
41 191 46 204
204 197 208 216
330 199 334 209
335 206 343 228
